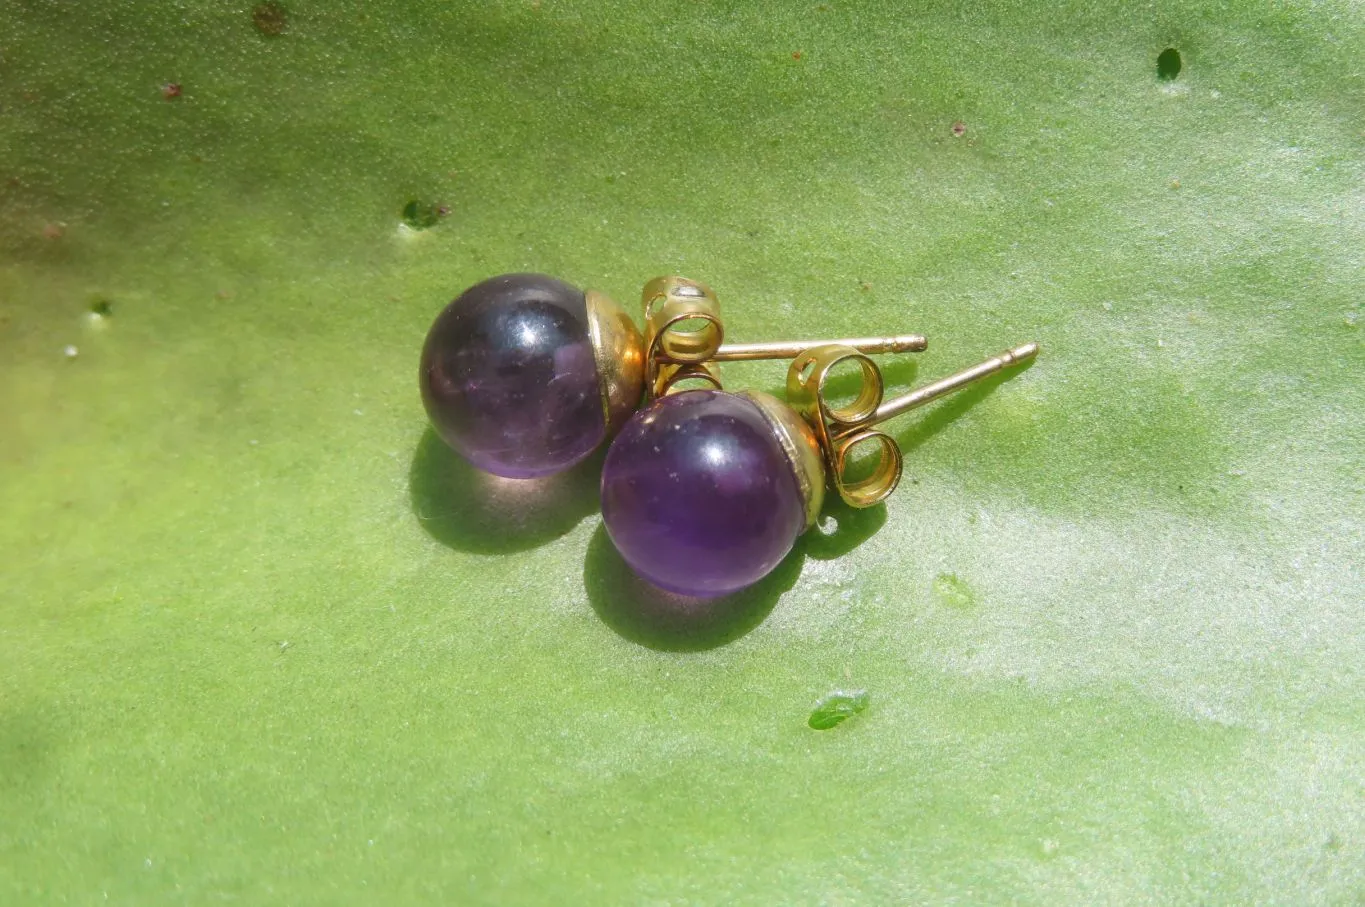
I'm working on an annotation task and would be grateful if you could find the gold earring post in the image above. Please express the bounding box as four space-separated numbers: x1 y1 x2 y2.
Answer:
642 275 928 364
707 333 928 362
853 342 1039 430
642 274 930 399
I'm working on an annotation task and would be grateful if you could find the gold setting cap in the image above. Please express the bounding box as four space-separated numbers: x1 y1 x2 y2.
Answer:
741 390 828 530
585 289 646 437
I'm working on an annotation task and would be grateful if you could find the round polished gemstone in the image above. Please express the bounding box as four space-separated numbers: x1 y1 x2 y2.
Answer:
420 273 606 478
601 391 806 598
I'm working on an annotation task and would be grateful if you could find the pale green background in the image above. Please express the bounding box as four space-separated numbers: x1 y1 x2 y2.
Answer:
1 1 1362 903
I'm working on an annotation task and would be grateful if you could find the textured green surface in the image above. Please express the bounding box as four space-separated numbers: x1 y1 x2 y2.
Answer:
2 1 1363 903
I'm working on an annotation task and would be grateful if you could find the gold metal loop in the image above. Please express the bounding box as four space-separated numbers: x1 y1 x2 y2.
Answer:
786 344 885 428
653 361 724 398
829 429 903 508
786 344 899 508
641 276 724 364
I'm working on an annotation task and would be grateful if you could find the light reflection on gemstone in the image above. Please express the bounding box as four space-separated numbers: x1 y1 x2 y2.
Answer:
700 441 728 467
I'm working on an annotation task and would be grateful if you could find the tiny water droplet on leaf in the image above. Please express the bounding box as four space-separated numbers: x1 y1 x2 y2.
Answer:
808 689 869 730
933 572 975 608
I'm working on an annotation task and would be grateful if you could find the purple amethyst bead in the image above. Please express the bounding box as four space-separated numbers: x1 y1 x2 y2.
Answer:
420 273 606 478
601 391 807 598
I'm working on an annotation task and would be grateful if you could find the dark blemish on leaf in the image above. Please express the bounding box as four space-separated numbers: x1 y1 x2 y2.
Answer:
252 2 288 36
951 121 966 137
402 200 443 230
161 83 182 100
1157 48 1181 81
859 281 872 292
42 223 64 240
809 690 869 730
89 299 113 317
792 51 802 60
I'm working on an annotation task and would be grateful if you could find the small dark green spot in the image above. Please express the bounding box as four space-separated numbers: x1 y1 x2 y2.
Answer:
402 200 443 230
89 299 113 317
1157 48 1181 81
808 689 869 730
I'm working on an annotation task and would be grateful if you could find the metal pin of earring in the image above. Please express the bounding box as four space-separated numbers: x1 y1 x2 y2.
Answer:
640 275 926 399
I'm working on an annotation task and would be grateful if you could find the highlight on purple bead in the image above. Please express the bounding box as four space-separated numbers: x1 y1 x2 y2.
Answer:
600 391 806 598
420 273 606 479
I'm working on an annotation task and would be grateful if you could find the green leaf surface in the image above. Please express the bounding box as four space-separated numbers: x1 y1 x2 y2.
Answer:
2 1 1362 903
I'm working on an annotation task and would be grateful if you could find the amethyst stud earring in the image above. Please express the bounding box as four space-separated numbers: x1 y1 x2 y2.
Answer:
599 341 1040 598
419 273 643 479
419 273 928 479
